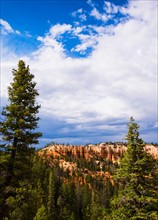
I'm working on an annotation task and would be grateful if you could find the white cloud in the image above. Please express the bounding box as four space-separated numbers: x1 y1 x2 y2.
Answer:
90 25 114 36
79 14 87 21
71 34 97 53
87 0 95 7
71 24 115 53
72 8 83 17
1 0 157 143
73 26 84 35
104 1 128 15
154 122 158 128
0 19 20 35
127 0 156 21
90 8 108 21
0 19 14 34
72 8 87 22
49 23 72 37
104 1 118 14
1 56 19 98
71 25 99 53
77 8 83 13
35 23 73 57
15 30 21 35
37 35 64 54
89 2 128 22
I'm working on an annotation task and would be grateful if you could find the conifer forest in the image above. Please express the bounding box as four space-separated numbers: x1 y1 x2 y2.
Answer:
0 61 158 220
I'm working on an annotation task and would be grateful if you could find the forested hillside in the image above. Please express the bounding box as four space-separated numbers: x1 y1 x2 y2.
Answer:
0 61 158 219
1 134 158 219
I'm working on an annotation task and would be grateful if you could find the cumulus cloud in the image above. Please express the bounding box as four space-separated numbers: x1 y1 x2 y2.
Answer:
71 32 97 53
1 0 157 144
49 23 72 37
36 23 73 57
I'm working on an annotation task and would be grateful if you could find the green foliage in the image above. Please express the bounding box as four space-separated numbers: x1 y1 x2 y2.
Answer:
0 60 41 148
0 60 41 184
111 117 158 219
47 170 56 219
5 183 39 220
0 60 42 219
33 205 48 220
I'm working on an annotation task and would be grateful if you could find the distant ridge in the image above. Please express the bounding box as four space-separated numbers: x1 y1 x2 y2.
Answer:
40 143 158 162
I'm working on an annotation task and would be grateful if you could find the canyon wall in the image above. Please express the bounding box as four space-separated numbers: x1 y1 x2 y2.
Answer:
40 143 158 162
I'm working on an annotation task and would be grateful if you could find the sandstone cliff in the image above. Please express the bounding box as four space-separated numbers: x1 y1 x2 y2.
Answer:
38 143 158 186
40 143 158 162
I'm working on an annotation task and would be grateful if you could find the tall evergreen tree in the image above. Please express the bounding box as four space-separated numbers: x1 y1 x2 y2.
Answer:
111 117 158 219
0 60 42 219
47 170 56 220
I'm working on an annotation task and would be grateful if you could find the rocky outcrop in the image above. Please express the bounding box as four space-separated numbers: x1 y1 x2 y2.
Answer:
145 144 158 159
39 143 158 162
38 143 158 185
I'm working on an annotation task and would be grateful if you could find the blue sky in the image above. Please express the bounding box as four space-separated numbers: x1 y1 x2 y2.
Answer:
0 0 158 147
1 0 129 56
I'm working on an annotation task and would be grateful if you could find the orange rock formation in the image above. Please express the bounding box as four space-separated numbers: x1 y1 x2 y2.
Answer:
40 143 158 162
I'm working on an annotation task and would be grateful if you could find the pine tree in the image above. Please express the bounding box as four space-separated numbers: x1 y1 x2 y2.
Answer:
47 170 56 220
0 60 42 219
111 117 158 219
